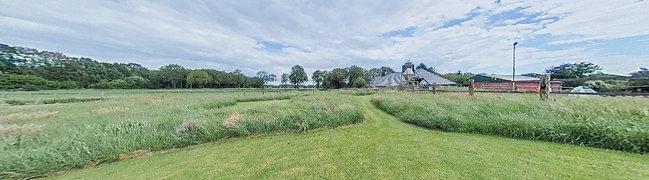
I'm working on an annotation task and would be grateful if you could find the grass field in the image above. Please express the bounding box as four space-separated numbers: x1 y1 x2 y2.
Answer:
1 90 648 179
372 92 649 153
0 90 362 179
52 95 649 179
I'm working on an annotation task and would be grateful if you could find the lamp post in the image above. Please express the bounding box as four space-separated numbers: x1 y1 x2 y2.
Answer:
512 41 518 91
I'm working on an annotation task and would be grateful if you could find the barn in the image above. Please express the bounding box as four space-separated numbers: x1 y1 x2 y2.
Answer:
369 69 457 89
472 74 562 92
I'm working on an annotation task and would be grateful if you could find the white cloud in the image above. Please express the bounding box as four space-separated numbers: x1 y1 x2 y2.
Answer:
0 0 647 78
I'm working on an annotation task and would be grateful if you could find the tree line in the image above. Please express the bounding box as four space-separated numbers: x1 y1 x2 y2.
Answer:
2 43 647 92
0 44 273 90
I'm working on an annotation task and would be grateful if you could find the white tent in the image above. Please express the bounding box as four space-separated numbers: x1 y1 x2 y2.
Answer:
569 86 598 97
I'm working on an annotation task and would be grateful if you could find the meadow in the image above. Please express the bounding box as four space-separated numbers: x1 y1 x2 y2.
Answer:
372 92 649 154
55 94 649 179
1 89 649 179
0 89 363 179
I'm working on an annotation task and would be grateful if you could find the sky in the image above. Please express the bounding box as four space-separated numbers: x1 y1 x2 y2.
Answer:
1 0 648 81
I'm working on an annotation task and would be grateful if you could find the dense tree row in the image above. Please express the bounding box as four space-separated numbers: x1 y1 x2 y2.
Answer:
0 44 268 90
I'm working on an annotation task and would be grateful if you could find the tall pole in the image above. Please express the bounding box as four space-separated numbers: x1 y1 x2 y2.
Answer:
512 42 518 91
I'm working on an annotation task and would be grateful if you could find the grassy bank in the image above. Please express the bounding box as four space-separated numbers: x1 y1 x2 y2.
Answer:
52 96 649 179
0 91 362 179
371 92 649 154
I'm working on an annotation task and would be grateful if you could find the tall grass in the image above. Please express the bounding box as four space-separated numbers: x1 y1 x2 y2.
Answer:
371 93 649 154
4 98 103 105
41 97 104 104
0 92 363 179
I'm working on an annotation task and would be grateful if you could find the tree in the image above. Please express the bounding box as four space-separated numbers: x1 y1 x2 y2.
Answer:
379 66 395 76
312 70 324 89
281 73 289 89
158 64 187 88
325 68 348 89
441 72 474 85
352 77 368 88
347 65 368 88
186 70 211 88
256 71 276 93
417 63 441 75
546 62 602 79
289 65 308 89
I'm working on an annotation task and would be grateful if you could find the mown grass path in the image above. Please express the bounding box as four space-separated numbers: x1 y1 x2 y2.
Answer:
52 96 649 179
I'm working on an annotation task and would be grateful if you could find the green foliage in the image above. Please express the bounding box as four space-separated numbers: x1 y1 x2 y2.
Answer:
289 65 308 88
352 77 368 88
416 63 441 75
324 68 348 89
0 74 79 90
372 93 649 154
347 65 369 88
546 62 602 79
156 64 188 88
280 73 289 88
186 70 211 88
312 70 324 89
585 80 629 92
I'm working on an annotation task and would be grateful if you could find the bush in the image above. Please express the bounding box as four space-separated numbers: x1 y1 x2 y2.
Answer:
371 93 649 154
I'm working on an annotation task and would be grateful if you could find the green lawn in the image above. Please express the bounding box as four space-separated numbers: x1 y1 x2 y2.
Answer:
52 96 649 179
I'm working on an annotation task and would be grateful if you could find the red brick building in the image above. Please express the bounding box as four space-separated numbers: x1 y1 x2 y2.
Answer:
472 74 562 92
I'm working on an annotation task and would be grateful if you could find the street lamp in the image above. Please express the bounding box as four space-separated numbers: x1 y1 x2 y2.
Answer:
512 41 518 91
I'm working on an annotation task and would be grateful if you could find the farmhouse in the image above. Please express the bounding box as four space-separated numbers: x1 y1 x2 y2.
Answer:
472 74 562 92
369 68 457 89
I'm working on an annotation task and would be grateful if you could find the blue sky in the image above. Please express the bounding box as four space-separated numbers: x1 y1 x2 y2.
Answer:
1 0 648 81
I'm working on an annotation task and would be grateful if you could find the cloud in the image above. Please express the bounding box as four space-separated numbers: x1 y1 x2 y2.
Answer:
0 0 647 80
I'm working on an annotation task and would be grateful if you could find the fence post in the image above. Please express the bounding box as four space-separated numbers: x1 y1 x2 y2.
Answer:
432 83 437 95
468 79 475 96
540 74 550 101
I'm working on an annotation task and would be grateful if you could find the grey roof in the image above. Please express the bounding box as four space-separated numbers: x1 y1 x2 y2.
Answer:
480 74 539 82
369 69 457 87
369 72 405 87
414 69 457 85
